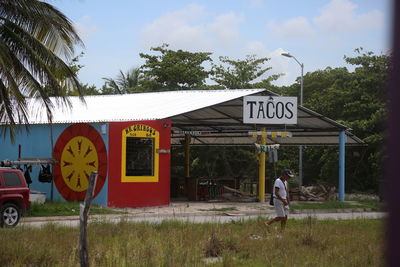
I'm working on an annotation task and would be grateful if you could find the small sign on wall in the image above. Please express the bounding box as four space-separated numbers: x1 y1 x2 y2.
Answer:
243 96 298 124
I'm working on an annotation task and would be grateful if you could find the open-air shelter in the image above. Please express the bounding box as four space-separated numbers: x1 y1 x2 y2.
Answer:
0 89 365 207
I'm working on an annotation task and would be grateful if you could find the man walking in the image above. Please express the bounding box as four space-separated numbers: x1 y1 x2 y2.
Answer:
265 169 294 232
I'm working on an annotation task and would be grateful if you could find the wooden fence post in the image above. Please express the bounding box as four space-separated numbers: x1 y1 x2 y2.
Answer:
79 171 98 267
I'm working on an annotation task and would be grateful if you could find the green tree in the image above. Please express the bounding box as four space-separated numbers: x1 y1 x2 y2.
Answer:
341 49 387 191
287 49 388 192
0 0 83 136
211 55 281 89
139 44 212 91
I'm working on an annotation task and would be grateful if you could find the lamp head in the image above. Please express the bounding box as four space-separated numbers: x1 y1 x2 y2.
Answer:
281 52 292 58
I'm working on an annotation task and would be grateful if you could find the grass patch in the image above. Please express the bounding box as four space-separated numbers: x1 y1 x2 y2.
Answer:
25 201 125 217
290 199 383 211
198 207 237 212
352 199 383 211
290 201 357 210
0 218 383 266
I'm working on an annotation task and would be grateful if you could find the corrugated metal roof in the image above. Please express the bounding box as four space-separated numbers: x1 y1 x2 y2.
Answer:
165 89 365 146
13 88 365 146
26 89 265 124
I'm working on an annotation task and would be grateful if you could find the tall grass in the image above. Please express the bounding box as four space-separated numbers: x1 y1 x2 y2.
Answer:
0 218 383 266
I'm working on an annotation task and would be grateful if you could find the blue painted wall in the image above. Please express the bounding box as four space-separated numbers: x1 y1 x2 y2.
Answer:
0 123 109 206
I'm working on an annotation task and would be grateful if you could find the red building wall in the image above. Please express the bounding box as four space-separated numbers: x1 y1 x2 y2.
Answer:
108 120 171 207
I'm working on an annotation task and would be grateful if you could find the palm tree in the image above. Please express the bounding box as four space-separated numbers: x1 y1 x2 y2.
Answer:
0 0 84 135
102 67 141 94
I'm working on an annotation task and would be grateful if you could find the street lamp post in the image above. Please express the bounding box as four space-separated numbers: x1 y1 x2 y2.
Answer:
282 52 304 186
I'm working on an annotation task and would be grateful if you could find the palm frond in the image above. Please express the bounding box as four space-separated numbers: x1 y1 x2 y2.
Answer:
0 0 84 138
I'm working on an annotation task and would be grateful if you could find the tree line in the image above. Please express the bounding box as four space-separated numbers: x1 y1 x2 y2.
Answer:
76 43 279 95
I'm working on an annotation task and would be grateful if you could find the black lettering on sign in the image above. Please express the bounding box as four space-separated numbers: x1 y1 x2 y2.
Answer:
266 102 275 118
257 101 266 119
276 102 284 119
246 101 257 118
285 102 294 119
125 124 156 135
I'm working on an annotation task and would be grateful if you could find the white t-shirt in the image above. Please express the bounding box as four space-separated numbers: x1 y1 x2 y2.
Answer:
273 178 287 200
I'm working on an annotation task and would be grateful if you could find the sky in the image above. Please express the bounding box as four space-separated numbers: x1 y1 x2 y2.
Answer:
48 0 392 89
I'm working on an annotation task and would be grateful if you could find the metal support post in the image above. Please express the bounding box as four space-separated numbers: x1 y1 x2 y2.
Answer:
184 134 191 178
299 145 303 186
339 131 346 201
258 128 266 202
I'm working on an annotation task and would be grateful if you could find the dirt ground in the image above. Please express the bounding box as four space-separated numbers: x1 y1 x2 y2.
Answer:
117 200 275 216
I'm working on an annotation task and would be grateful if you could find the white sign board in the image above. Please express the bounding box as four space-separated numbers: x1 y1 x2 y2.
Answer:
243 96 297 124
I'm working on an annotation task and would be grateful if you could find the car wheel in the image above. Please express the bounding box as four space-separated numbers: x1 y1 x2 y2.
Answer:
0 203 21 227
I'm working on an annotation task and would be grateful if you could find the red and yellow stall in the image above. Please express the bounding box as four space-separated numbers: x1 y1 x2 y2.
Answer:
51 119 171 208
108 120 171 207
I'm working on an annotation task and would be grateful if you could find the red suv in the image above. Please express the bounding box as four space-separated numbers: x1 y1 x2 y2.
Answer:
0 168 31 227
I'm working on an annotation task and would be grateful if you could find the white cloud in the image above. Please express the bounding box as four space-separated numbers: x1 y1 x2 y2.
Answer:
74 16 99 41
140 5 248 56
140 4 211 51
267 48 295 86
244 41 269 56
209 12 243 52
313 0 383 33
267 17 314 39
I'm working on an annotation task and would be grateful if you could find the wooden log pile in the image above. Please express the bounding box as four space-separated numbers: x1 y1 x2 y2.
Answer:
223 186 253 197
293 184 337 201
217 184 337 202
216 186 257 202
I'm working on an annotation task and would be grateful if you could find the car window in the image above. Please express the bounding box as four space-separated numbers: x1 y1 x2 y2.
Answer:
3 172 23 187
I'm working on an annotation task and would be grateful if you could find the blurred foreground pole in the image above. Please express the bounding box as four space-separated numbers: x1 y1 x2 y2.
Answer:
387 1 399 266
80 171 98 267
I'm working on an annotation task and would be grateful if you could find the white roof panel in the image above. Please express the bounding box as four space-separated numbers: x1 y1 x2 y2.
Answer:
26 89 265 124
